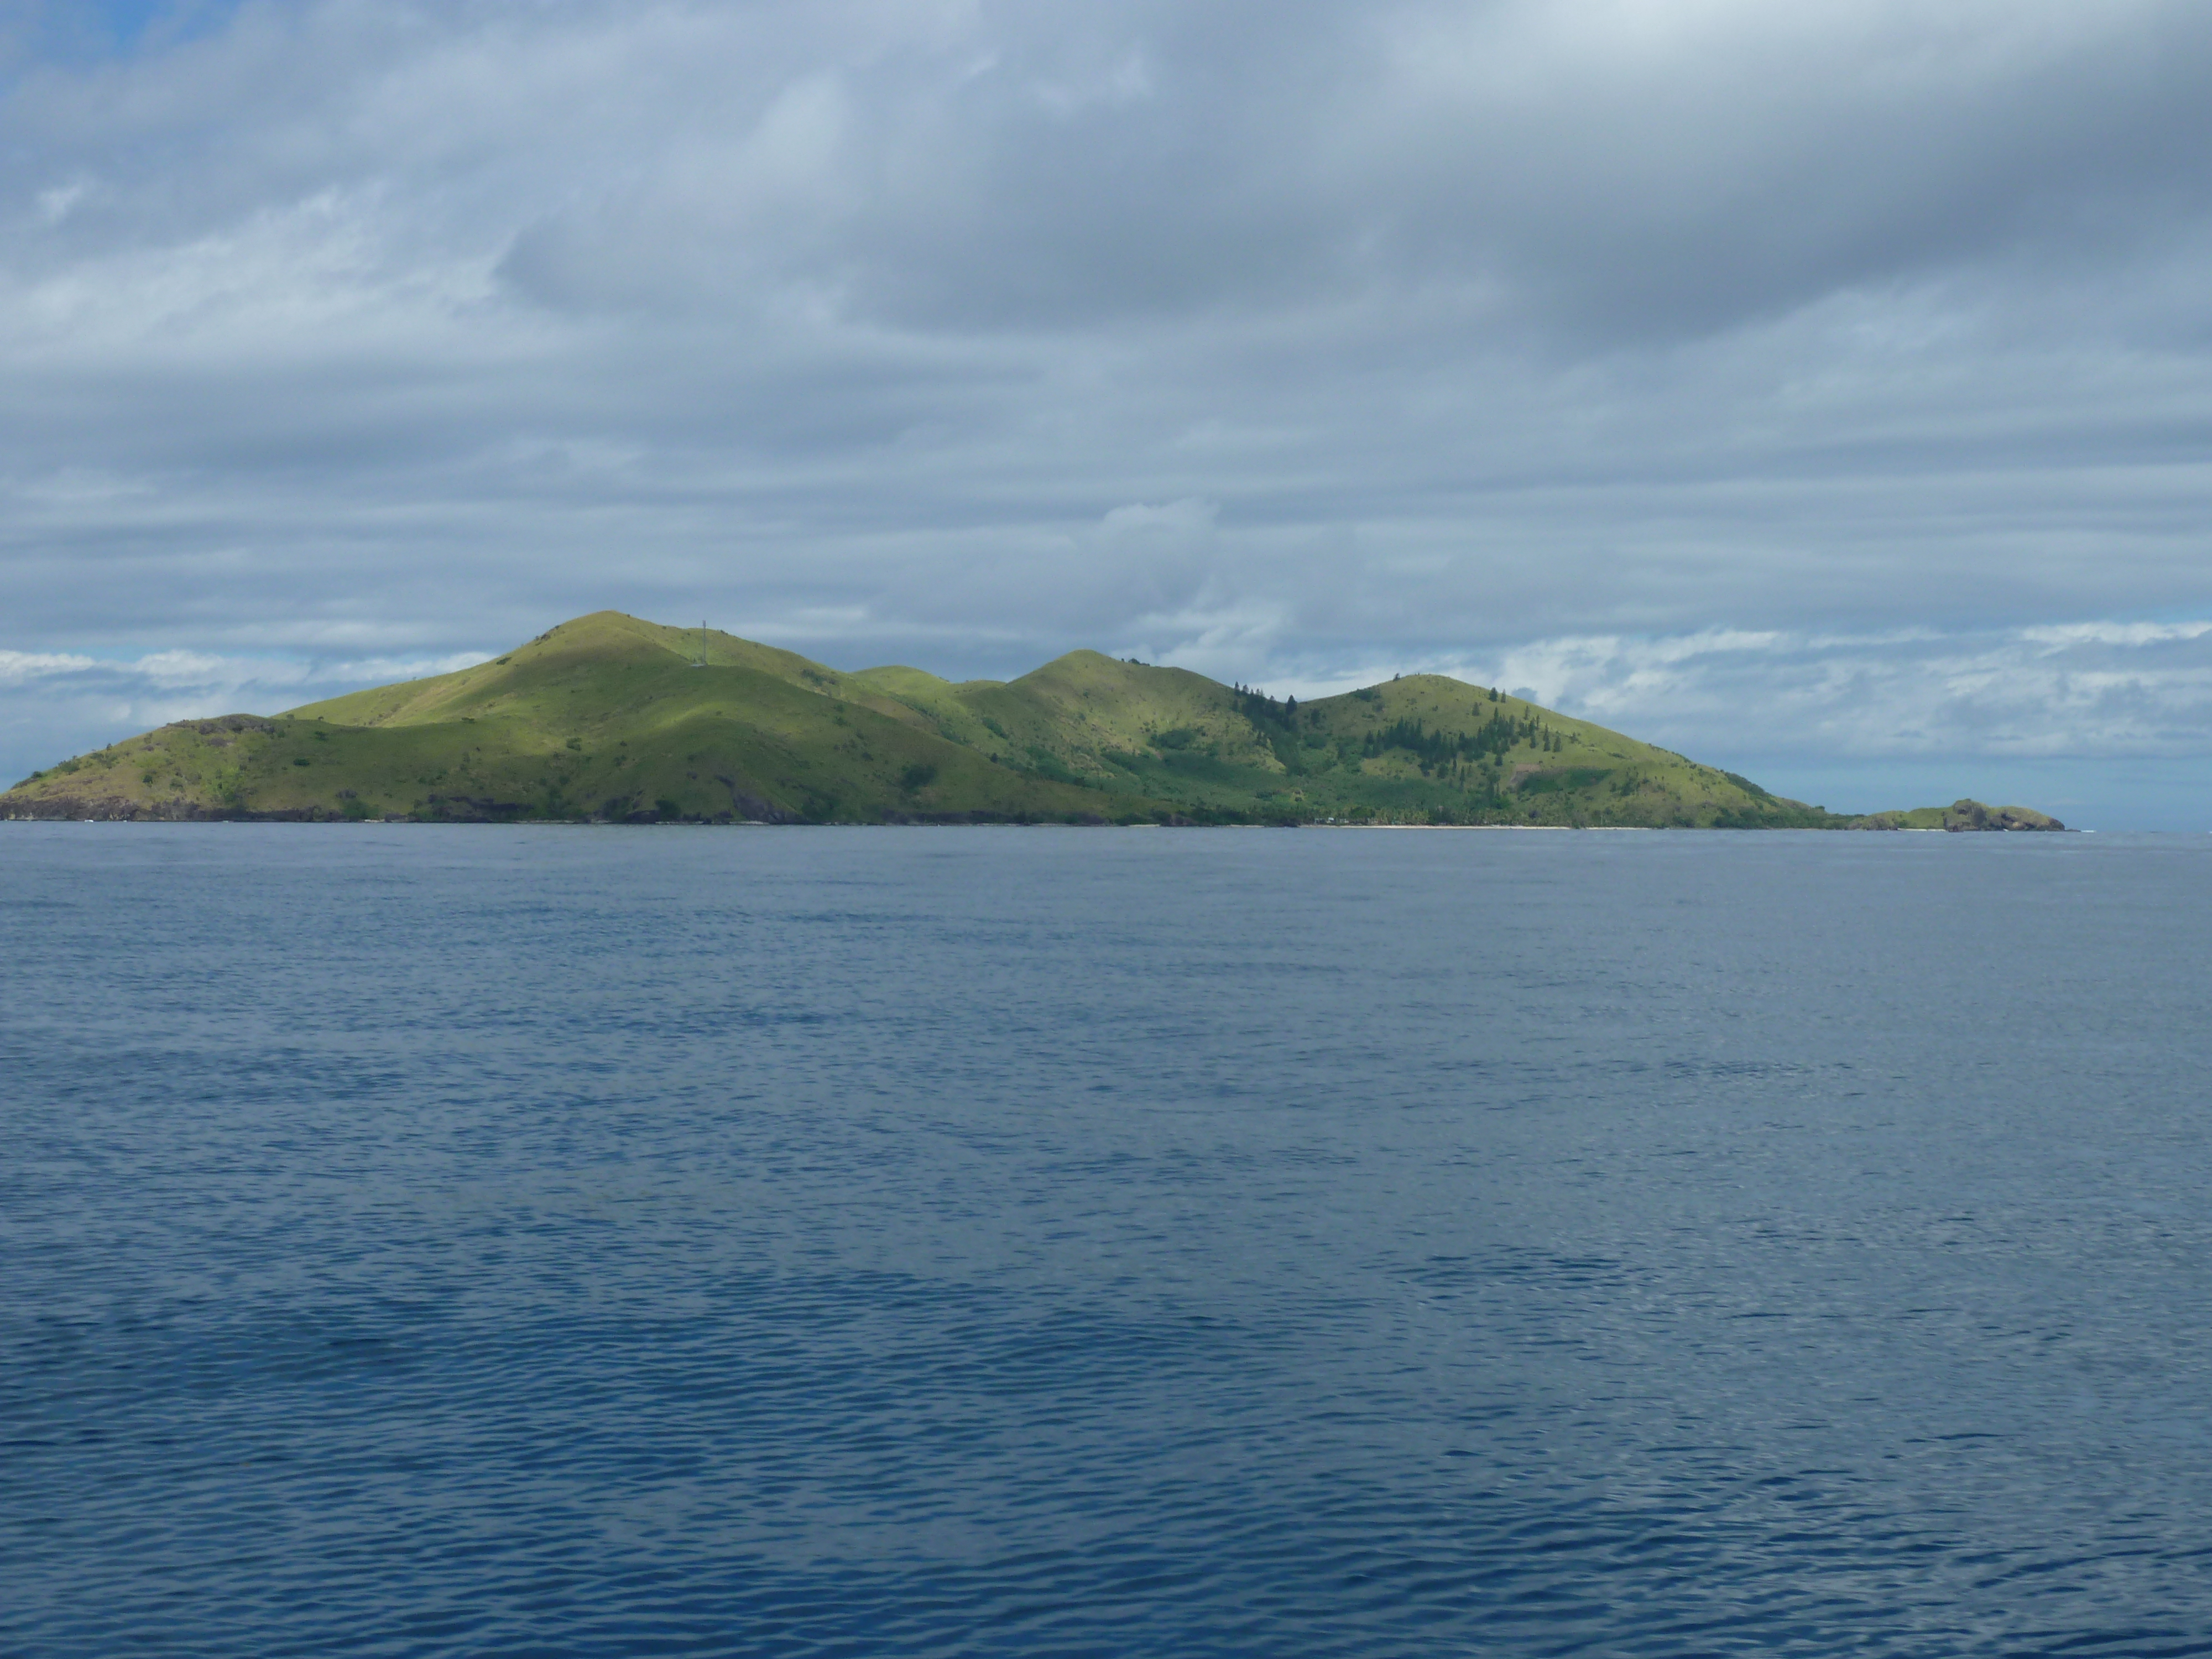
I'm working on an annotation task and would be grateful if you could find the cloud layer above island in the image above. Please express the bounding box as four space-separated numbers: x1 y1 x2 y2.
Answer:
4 1 2211 822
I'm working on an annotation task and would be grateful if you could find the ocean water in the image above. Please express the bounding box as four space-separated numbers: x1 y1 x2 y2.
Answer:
4 824 2210 1657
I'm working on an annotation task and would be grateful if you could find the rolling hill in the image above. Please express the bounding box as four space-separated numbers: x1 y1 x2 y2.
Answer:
0 611 2063 830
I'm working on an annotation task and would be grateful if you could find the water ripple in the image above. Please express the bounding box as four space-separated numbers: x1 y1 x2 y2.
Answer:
5 825 2211 1656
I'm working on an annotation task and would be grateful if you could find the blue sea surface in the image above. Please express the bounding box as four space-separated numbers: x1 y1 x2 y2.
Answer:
4 824 2210 1657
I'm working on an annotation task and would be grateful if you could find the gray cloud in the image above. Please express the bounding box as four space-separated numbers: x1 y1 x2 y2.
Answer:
2 1 2210 819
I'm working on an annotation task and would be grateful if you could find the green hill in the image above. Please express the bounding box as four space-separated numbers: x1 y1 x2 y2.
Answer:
0 611 2062 830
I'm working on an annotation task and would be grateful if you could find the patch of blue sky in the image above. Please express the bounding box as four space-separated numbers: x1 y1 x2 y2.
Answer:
20 0 246 63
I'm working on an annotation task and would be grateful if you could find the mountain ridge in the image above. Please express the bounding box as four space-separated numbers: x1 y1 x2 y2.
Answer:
1 611 2064 831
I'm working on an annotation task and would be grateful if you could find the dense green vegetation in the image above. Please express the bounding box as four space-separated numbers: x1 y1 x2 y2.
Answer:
0 611 2062 829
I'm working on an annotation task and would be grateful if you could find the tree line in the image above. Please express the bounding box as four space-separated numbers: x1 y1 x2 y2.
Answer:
1361 712 1562 764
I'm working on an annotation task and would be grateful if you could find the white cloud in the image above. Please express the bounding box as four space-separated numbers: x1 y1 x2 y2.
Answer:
1099 499 1218 537
2017 620 2212 650
0 649 100 684
0 645 481 716
34 180 88 224
1387 620 2212 760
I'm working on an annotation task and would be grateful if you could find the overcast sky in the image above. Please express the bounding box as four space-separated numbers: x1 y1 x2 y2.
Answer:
4 1 2209 824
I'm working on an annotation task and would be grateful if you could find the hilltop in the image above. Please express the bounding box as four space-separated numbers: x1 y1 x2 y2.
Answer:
0 611 2062 830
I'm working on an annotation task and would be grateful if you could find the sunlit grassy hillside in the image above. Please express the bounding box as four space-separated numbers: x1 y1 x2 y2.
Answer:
0 611 2060 829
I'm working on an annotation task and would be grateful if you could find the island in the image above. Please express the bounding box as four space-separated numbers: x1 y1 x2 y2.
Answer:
0 611 2064 831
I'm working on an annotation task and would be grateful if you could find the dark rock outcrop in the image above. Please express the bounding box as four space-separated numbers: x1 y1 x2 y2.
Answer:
1940 799 2065 832
1851 799 2066 832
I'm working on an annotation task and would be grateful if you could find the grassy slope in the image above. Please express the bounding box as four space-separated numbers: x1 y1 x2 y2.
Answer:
0 614 1133 824
0 611 2058 827
897 654 1834 826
